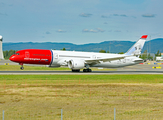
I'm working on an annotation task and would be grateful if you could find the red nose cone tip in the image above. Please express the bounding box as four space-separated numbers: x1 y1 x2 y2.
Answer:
9 56 14 61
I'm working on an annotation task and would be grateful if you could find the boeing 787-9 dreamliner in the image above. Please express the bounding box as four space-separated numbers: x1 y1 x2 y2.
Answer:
9 35 147 72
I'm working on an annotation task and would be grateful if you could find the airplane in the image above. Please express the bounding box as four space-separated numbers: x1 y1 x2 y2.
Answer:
9 35 148 72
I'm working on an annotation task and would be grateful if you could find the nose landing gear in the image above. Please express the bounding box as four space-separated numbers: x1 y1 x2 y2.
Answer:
19 63 24 70
20 66 24 70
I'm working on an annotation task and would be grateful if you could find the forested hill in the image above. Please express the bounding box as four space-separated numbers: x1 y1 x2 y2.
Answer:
3 38 163 53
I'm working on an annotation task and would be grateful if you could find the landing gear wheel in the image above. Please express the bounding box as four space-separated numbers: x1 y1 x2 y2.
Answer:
88 69 92 72
83 69 92 72
20 66 24 70
72 69 80 72
19 63 24 70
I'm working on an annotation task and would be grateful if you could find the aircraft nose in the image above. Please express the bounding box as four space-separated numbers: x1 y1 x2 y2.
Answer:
9 55 16 61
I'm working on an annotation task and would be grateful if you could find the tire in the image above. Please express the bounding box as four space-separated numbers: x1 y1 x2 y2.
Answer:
83 69 92 72
20 66 24 70
88 69 92 72
72 69 80 72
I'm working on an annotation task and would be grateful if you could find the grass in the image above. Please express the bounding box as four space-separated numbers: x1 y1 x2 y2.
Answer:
0 74 163 84
0 74 163 119
0 65 70 71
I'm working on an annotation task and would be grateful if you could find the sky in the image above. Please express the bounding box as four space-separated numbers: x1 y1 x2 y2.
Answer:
0 0 163 44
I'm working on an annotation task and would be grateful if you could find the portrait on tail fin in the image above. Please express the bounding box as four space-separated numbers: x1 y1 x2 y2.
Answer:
125 35 148 57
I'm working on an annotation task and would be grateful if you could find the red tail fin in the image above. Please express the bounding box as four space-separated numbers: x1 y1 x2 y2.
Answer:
141 35 148 39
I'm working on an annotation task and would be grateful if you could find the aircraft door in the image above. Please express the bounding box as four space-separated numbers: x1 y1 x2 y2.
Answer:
51 53 59 65
123 59 126 63
25 51 30 58
53 53 58 59
92 55 96 59
117 59 121 64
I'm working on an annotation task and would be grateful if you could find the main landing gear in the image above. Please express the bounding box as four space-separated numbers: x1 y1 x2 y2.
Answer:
71 69 80 72
83 64 92 72
19 63 24 70
71 68 92 72
83 68 92 72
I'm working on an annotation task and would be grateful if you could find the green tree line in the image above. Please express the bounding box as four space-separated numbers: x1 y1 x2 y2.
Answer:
3 50 17 59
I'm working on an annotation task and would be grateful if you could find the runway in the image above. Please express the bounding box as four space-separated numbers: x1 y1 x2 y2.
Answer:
0 70 163 74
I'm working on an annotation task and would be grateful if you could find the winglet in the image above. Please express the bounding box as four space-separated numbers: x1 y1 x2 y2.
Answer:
141 35 148 39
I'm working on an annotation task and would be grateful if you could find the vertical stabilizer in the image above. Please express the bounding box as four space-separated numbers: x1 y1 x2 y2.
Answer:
125 35 148 57
0 35 4 59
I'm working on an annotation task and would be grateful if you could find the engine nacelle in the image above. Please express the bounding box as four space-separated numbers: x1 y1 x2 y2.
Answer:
68 59 85 70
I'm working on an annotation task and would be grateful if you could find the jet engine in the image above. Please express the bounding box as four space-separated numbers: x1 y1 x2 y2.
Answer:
68 59 85 70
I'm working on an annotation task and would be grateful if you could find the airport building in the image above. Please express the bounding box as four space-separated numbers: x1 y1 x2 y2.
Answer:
156 53 163 62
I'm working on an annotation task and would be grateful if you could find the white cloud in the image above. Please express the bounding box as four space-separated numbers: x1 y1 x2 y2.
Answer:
113 14 127 17
82 29 89 32
56 29 66 33
101 13 136 19
97 28 105 32
90 29 98 33
79 13 92 17
82 28 105 33
142 14 156 18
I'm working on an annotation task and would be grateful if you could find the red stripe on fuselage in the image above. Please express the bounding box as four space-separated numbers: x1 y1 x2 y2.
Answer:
10 49 52 65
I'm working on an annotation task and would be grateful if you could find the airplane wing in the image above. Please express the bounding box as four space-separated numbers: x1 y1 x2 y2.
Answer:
85 56 126 64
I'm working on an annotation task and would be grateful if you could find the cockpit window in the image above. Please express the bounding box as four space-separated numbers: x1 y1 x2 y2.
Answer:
16 53 20 55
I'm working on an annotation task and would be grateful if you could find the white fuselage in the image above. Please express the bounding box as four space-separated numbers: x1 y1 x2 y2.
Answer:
50 50 143 68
